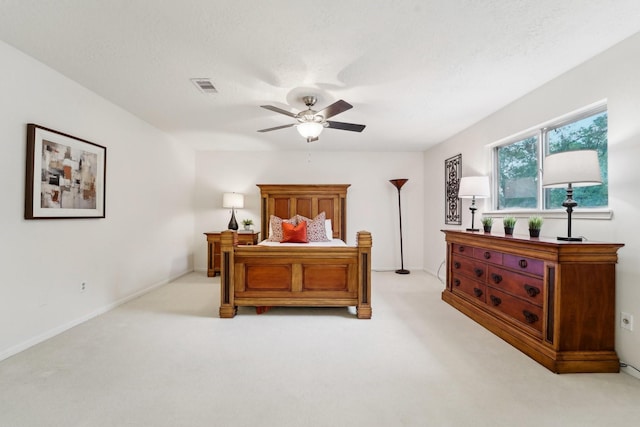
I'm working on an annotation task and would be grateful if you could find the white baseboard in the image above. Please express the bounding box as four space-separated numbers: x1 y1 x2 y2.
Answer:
0 268 193 363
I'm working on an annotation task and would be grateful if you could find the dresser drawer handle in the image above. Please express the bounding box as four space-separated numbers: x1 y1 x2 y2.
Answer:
524 284 540 297
473 288 483 298
522 310 539 324
491 273 502 284
454 279 461 287
474 268 484 277
490 295 502 306
458 246 465 253
519 259 528 268
484 251 491 259
454 262 461 269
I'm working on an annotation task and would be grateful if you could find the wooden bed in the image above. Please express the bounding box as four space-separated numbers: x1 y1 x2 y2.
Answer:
218 184 372 319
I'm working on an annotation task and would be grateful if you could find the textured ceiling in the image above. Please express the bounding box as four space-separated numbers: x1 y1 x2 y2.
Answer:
2 0 640 151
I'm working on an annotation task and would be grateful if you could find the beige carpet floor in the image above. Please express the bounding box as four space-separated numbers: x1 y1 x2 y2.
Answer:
1 270 639 427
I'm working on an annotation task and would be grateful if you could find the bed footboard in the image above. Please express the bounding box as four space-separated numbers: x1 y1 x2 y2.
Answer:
219 231 372 319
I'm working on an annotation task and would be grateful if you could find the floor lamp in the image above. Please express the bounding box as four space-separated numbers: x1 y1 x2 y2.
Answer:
542 150 602 241
390 179 410 275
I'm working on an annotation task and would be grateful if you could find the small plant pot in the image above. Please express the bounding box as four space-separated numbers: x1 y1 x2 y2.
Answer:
483 225 492 233
504 227 514 235
529 229 540 238
244 225 251 231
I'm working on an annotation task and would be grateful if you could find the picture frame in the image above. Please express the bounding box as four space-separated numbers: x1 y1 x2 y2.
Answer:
25 124 107 219
444 153 462 225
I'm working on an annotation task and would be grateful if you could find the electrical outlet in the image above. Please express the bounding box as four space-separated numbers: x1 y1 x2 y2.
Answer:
80 282 86 293
621 312 633 331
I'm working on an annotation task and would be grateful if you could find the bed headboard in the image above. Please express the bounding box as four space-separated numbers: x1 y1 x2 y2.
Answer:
257 184 350 241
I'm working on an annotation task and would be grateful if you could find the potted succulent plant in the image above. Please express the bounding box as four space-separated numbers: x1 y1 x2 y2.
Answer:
528 215 543 238
481 216 494 233
242 219 254 231
503 216 517 235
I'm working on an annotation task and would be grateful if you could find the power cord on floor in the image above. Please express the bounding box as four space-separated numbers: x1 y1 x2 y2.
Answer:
620 362 640 375
436 259 445 284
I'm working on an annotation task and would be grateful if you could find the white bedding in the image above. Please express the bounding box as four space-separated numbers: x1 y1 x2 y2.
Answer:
258 239 348 247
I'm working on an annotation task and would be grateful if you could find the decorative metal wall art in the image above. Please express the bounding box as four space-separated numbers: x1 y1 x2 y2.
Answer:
444 153 462 225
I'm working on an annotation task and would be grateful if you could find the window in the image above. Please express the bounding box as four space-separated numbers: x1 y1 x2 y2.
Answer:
495 106 608 211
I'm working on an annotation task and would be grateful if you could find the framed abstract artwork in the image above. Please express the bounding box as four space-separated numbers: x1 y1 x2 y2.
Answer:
444 153 462 225
25 124 107 219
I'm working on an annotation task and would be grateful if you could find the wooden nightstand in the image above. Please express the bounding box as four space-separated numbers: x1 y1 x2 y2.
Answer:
204 231 260 277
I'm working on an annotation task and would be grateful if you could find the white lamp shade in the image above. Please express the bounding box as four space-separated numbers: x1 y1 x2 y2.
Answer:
458 176 490 199
542 150 602 188
296 121 324 138
222 192 244 208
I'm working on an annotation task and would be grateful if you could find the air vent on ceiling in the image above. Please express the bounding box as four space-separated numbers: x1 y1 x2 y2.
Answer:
191 78 218 94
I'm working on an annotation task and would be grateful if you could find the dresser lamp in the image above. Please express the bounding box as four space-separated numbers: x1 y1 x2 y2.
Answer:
458 176 490 232
222 192 244 231
542 150 601 241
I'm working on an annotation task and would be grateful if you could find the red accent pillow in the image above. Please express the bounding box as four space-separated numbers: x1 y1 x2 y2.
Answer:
281 220 308 243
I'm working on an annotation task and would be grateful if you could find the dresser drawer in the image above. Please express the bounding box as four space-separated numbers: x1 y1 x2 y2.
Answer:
487 266 544 306
451 273 486 303
486 287 543 335
452 243 475 256
472 247 503 265
451 254 487 281
503 254 544 277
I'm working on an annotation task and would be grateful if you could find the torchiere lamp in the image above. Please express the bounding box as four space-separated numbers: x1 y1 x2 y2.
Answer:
222 192 244 231
458 176 491 232
542 150 602 241
389 179 410 275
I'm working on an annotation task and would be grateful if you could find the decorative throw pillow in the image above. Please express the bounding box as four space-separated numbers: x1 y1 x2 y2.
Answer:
281 220 308 243
267 215 297 242
295 212 329 242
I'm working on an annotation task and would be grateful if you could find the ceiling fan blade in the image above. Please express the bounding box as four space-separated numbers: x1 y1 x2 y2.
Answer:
260 105 297 118
317 100 352 119
326 121 366 132
257 123 295 132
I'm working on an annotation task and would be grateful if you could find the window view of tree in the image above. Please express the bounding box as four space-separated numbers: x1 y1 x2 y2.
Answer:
495 108 608 211
497 136 538 209
545 111 608 209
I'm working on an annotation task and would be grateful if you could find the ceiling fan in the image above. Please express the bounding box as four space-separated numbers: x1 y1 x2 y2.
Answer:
257 96 366 142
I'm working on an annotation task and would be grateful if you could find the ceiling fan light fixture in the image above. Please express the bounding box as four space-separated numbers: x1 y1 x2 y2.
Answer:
296 121 324 139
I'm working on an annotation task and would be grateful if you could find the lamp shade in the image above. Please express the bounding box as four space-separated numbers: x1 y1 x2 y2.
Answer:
296 121 324 139
458 176 490 199
222 192 244 209
542 150 602 188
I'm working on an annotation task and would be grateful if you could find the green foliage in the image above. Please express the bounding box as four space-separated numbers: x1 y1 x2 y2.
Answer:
497 136 538 209
481 216 494 226
528 216 543 230
497 110 608 210
545 111 608 209
242 219 253 226
503 216 517 227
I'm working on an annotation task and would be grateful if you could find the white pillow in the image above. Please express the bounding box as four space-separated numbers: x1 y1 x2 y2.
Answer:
325 219 333 239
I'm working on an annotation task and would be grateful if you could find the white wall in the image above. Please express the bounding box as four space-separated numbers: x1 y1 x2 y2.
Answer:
0 41 196 360
423 32 640 375
194 151 424 272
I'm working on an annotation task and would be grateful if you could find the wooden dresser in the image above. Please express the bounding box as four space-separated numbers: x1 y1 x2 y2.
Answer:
204 231 260 277
442 230 624 373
